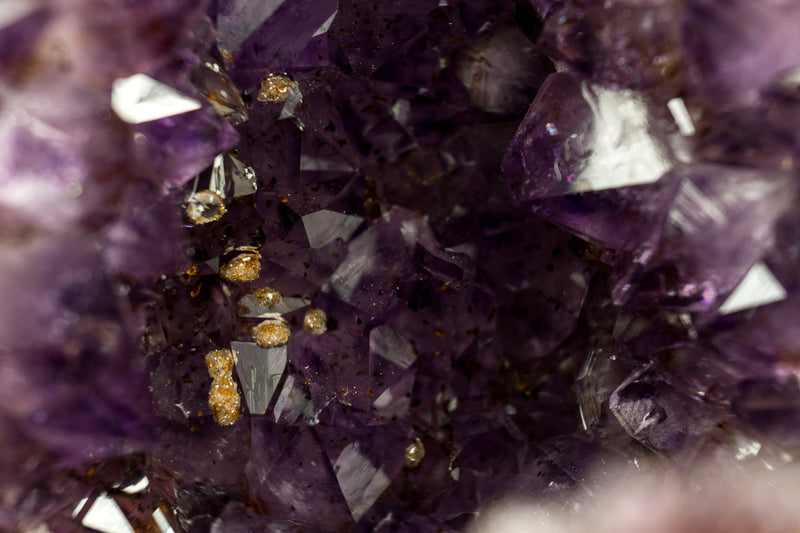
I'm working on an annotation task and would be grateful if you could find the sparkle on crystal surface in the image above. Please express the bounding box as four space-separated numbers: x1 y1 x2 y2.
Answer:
573 82 671 192
257 74 297 103
303 308 327 335
719 262 787 315
404 438 425 468
75 493 135 533
252 318 291 347
219 252 261 282
254 286 282 308
186 189 225 224
110 74 202 124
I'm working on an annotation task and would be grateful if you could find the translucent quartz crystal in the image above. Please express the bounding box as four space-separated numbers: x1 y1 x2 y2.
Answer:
111 74 202 124
191 57 248 125
616 164 794 312
302 210 364 249
503 71 680 250
683 0 800 109
538 0 683 93
504 72 673 198
185 151 257 224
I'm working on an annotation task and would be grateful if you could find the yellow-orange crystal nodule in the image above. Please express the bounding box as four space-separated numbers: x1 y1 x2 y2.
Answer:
208 380 241 426
303 308 327 335
254 286 282 307
219 252 261 283
205 349 235 378
405 437 425 468
252 319 291 347
257 74 296 103
204 349 241 426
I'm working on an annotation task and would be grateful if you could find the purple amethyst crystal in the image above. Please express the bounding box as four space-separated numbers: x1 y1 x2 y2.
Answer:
683 0 800 110
6 0 800 531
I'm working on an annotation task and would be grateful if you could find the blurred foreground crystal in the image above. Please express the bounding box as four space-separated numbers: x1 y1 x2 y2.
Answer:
111 74 202 124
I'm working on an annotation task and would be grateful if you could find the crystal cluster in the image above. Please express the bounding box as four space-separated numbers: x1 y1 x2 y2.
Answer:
3 0 800 532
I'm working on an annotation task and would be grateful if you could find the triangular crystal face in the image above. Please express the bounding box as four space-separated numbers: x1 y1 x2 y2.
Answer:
231 341 287 415
246 426 353 529
216 0 285 53
369 325 417 420
111 74 202 124
332 443 392 521
226 152 258 197
312 10 337 37
75 493 135 533
719 262 787 315
302 210 364 249
272 374 315 424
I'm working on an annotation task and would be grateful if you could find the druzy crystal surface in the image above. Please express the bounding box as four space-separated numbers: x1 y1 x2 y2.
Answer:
3 1 800 532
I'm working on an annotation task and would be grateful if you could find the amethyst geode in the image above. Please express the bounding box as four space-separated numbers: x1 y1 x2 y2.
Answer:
3 0 800 531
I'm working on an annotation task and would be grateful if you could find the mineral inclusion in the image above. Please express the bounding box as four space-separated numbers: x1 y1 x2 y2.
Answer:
2 0 800 532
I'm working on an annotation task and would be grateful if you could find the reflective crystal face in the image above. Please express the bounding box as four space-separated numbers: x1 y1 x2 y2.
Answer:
111 74 202 124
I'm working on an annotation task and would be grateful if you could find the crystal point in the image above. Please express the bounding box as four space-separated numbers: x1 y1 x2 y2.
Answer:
111 74 202 124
